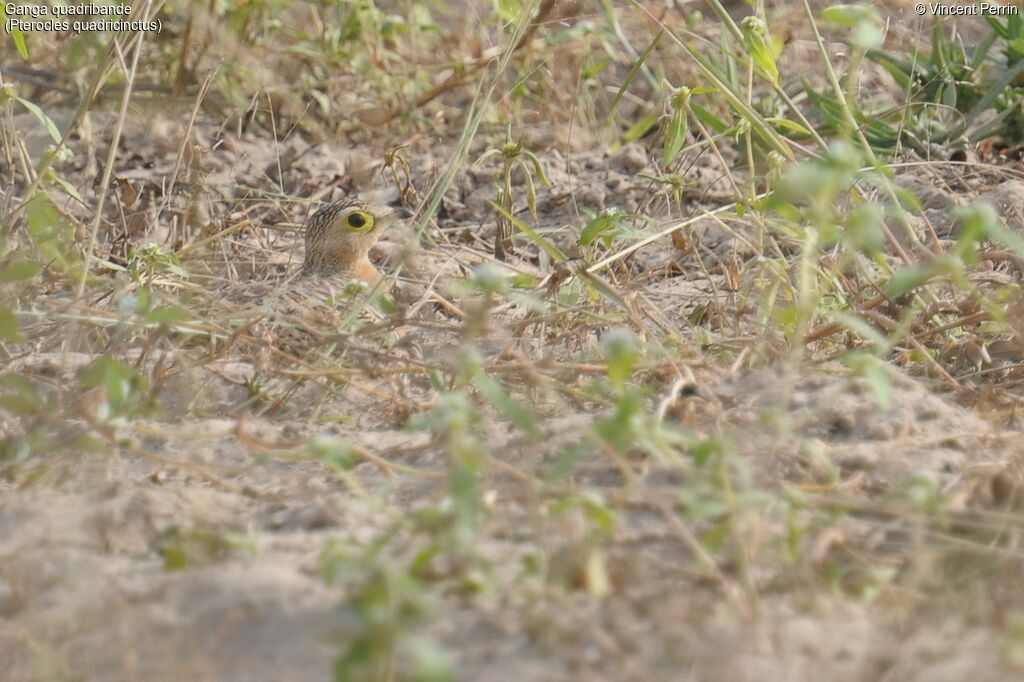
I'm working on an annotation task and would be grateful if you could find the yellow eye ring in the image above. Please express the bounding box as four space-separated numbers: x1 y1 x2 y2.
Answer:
345 210 374 231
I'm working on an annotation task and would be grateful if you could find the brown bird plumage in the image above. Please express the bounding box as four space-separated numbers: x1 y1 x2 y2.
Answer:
205 198 412 356
300 199 411 283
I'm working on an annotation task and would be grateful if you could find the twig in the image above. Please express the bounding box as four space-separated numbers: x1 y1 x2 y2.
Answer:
76 1 155 298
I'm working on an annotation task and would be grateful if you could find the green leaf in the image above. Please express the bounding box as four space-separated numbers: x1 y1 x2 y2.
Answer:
885 261 941 298
844 353 892 410
952 203 1001 263
305 436 358 471
508 273 539 289
48 173 85 205
467 263 510 294
145 305 192 325
0 260 41 283
690 102 729 134
474 148 502 165
522 165 539 223
16 97 62 144
829 310 888 351
958 202 1024 261
1 4 28 59
543 441 594 480
581 58 608 80
741 18 779 85
495 0 523 22
772 304 799 337
601 328 638 389
558 277 583 306
471 372 539 439
820 3 872 25
0 306 23 343
0 371 40 414
747 32 779 84
26 194 75 273
309 89 331 115
594 387 644 450
609 29 664 114
580 272 631 311
765 117 812 136
952 59 1024 141
844 203 885 254
521 149 550 187
13 30 28 59
690 437 725 468
621 109 661 144
579 209 622 247
682 42 793 159
489 200 567 262
822 4 884 50
77 357 147 415
662 109 689 167
864 49 913 89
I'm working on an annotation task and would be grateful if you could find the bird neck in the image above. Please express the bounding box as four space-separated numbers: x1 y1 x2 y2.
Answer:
351 256 382 284
302 249 380 284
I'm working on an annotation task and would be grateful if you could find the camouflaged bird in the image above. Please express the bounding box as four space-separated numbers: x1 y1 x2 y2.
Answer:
208 198 413 357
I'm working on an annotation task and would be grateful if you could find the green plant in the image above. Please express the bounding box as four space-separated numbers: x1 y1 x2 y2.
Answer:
475 127 551 260
322 534 453 682
858 14 1024 148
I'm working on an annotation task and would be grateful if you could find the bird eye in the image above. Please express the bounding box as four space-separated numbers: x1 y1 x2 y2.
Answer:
347 212 369 229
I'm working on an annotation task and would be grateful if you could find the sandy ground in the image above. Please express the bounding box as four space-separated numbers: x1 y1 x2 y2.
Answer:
5 4 1024 681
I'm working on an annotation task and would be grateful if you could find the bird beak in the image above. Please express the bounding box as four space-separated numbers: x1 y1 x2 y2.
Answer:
391 206 414 219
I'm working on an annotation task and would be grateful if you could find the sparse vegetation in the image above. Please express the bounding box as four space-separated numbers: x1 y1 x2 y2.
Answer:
4 1 1024 680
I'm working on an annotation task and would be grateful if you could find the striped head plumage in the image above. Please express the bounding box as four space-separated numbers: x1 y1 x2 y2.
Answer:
301 198 413 284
